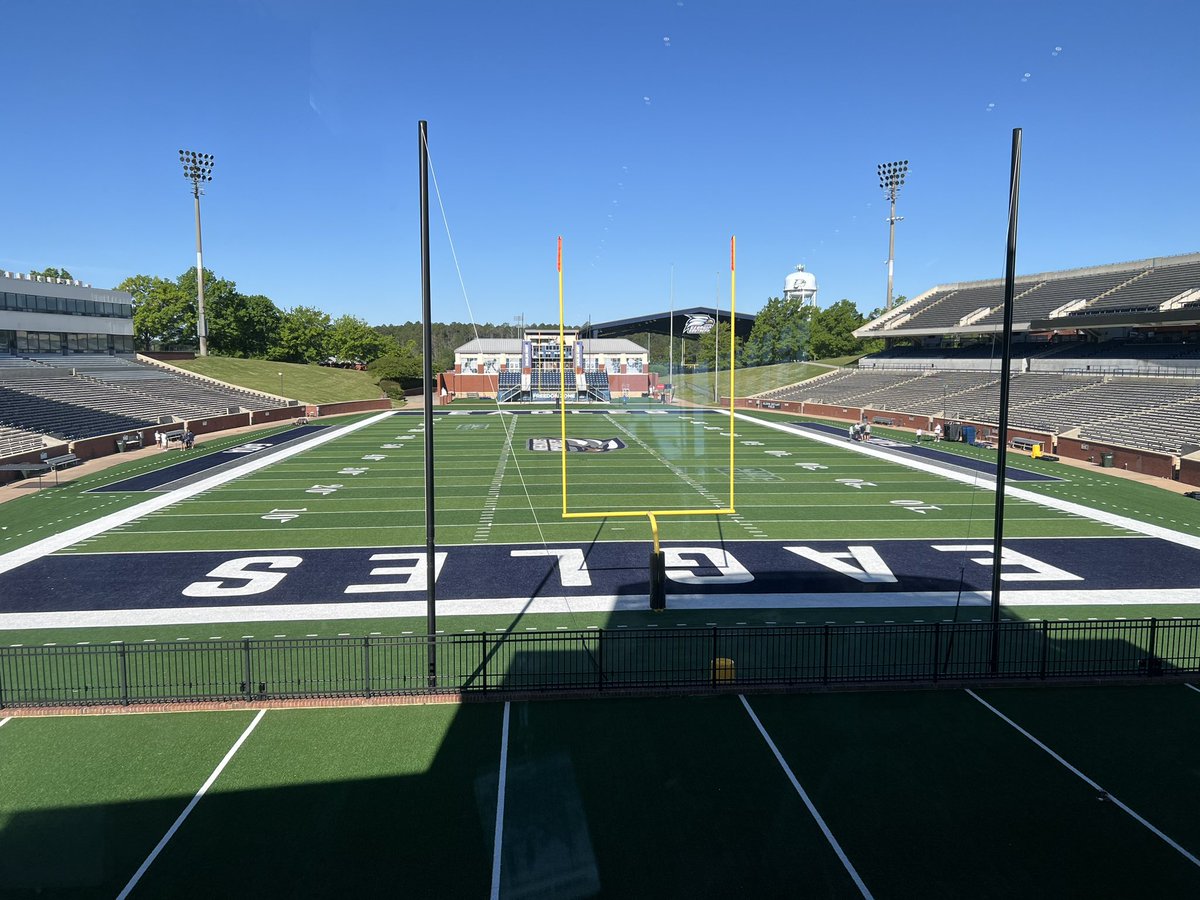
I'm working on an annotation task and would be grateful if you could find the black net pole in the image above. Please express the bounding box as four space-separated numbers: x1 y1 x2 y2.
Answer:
419 120 437 688
990 127 1023 674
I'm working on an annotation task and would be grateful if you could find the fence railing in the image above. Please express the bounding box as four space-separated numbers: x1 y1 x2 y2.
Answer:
2 618 1197 708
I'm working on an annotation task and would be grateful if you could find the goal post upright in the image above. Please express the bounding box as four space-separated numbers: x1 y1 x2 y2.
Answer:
556 236 738 609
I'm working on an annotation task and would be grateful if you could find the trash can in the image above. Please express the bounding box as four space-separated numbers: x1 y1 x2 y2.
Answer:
712 657 736 683
1101 452 1115 468
962 425 976 445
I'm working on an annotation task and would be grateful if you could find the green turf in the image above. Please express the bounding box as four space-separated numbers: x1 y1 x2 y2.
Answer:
171 356 386 404
976 684 1200 852
747 690 1200 896
0 711 258 897
4 689 1199 896
502 695 861 896
131 705 501 897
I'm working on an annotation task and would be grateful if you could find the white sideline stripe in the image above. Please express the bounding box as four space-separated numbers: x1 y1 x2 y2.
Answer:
1185 683 1200 696
732 412 1200 552
116 709 267 899
3 587 1200 632
0 717 11 729
739 695 873 899
490 701 511 900
0 411 395 577
965 689 1200 869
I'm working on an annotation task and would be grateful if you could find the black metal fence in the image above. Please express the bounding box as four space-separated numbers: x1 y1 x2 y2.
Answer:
2 617 1198 708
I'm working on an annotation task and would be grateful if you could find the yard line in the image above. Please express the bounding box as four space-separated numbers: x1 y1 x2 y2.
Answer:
0 717 11 729
0 411 396 577
116 709 267 899
965 689 1200 869
738 695 874 899
490 701 511 900
1185 683 1200 696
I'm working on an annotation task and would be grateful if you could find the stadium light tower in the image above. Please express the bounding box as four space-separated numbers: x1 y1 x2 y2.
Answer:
180 150 215 356
877 159 908 311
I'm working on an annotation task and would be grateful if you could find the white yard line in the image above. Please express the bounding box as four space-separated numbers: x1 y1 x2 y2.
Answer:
731 411 1200 552
0 717 11 729
965 689 1200 869
1185 683 1200 696
0 411 395 577
3 586 1200 631
490 701 511 900
116 708 267 899
739 695 874 899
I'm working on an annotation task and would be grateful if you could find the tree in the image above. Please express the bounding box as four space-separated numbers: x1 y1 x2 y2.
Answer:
117 274 194 350
268 306 332 363
226 294 284 358
695 321 743 373
30 267 74 280
742 296 813 367
177 267 242 355
808 299 867 359
369 340 423 393
328 314 390 363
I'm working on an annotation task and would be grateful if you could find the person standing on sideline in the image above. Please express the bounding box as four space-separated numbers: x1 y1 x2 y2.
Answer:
934 423 943 442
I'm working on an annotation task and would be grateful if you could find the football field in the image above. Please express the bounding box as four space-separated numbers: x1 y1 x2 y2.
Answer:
4 407 1200 645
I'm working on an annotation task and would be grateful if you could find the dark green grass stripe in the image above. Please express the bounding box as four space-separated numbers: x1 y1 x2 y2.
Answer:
0 711 259 897
748 691 1200 897
131 705 503 898
501 696 863 897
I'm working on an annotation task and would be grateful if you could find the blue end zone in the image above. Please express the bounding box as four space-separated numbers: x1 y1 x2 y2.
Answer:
2 537 1196 616
90 425 328 493
791 421 1061 482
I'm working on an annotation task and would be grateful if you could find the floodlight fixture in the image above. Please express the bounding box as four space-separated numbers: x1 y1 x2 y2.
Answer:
179 148 216 355
877 159 909 311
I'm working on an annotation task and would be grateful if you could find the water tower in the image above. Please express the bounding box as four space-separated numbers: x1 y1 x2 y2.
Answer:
784 264 818 306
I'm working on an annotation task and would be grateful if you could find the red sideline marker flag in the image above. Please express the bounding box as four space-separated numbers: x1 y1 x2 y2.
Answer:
730 235 736 272
557 236 562 272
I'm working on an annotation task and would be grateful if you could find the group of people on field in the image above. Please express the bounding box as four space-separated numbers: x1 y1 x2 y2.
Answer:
152 430 196 451
849 422 871 441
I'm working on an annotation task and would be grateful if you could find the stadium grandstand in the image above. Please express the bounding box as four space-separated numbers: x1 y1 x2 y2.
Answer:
752 251 1200 461
0 270 289 468
442 330 654 402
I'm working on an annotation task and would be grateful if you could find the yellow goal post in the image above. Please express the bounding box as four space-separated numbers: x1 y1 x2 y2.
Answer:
556 235 738 552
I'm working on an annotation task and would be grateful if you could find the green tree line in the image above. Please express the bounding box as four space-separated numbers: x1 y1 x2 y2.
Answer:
113 265 884 394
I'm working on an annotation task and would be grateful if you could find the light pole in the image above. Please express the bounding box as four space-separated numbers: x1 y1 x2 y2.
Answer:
180 150 215 356
278 372 284 396
877 159 908 311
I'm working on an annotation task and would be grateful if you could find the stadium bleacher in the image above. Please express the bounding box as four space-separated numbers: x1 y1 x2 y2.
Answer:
0 353 287 458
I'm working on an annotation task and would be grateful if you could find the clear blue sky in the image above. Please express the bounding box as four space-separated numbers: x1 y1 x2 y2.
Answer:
3 1 1198 327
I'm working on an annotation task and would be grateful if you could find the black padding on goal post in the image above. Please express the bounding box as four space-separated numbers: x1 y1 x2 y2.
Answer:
649 547 667 611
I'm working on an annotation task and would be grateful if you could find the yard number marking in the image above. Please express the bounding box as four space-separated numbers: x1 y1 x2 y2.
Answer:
306 484 343 496
836 478 876 490
338 467 369 476
261 508 306 524
891 499 941 514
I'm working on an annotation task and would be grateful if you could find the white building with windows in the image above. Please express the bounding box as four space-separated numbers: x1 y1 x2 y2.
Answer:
0 271 134 355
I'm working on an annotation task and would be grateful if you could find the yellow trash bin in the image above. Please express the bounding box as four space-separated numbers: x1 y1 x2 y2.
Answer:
712 657 736 683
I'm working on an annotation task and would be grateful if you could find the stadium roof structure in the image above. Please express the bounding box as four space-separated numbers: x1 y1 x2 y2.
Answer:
855 251 1200 340
588 306 756 342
